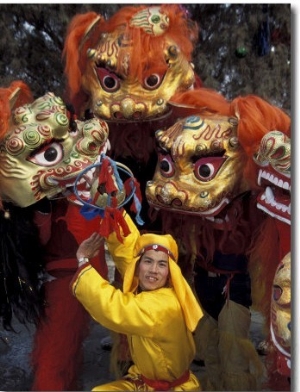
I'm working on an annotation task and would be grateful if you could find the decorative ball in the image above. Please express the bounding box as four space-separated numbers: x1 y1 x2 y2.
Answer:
235 47 247 58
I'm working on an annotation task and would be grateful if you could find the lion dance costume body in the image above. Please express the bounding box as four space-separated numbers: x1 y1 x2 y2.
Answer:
0 81 110 391
145 89 291 390
251 130 291 390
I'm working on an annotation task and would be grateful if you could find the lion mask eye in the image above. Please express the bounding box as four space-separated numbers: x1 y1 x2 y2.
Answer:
97 68 121 92
159 153 175 178
29 142 63 166
143 73 164 90
193 157 227 182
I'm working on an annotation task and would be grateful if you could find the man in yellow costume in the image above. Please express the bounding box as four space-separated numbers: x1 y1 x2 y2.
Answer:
71 212 203 391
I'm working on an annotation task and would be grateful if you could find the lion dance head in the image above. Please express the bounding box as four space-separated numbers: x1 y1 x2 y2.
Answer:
0 80 109 329
0 81 109 208
63 5 201 163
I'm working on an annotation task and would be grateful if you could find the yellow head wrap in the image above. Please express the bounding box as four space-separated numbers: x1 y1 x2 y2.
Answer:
123 233 203 332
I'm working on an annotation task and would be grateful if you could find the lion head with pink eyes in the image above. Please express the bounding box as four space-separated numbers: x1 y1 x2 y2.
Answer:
146 114 249 219
145 91 291 227
0 82 109 208
63 5 198 122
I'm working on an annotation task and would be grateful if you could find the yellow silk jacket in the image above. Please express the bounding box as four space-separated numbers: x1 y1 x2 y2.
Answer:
71 213 201 387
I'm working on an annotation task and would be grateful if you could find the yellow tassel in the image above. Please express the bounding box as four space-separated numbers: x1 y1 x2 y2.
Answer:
109 331 132 378
218 301 266 391
196 302 266 391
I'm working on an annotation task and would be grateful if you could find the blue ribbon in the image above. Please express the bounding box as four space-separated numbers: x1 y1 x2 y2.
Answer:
80 201 105 220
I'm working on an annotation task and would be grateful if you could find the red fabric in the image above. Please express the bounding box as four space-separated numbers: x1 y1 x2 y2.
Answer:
33 211 52 245
46 258 78 277
275 219 290 259
118 333 131 361
141 370 190 391
124 177 143 215
63 200 108 278
263 337 290 391
98 157 118 193
69 263 91 289
31 276 90 391
31 199 108 391
142 244 176 260
99 207 131 243
277 352 291 377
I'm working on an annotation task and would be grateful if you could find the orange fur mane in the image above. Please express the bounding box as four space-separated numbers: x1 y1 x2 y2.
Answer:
171 89 291 188
0 80 33 140
63 5 199 110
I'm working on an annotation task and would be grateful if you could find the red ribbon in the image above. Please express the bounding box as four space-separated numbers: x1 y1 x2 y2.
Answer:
98 206 130 243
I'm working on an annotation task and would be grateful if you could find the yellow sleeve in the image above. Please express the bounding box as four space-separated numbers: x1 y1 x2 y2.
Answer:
106 212 140 277
71 265 169 336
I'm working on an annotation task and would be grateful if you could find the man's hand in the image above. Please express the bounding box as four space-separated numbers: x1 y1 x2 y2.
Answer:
76 232 104 261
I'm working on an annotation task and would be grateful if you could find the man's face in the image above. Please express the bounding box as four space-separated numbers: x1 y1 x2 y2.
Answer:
138 249 169 291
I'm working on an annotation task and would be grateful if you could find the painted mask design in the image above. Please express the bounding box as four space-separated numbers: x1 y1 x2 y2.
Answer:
0 92 109 207
270 252 291 374
146 114 249 218
253 130 291 225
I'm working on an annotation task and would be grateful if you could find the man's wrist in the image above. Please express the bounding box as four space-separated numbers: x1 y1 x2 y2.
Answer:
77 256 90 267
